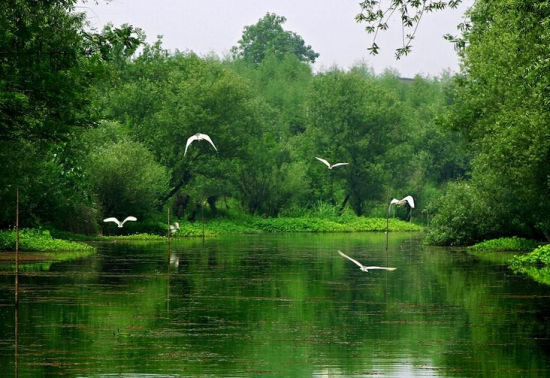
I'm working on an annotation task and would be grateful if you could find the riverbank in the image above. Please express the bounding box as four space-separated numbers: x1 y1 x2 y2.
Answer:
76 215 423 240
465 237 550 285
0 229 95 271
0 228 94 252
1 215 423 244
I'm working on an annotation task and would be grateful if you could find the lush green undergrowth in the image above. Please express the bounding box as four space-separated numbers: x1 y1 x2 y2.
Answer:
510 244 550 268
509 245 550 286
104 233 166 241
0 229 94 251
1 215 422 246
468 237 541 253
166 215 422 237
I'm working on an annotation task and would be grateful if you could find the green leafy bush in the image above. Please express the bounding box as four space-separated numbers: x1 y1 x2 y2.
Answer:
509 245 550 286
102 220 168 236
510 244 550 268
425 182 498 246
104 233 165 241
87 140 170 220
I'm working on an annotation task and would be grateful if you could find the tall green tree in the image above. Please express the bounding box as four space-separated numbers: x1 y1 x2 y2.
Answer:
305 68 405 215
231 13 319 65
429 0 550 244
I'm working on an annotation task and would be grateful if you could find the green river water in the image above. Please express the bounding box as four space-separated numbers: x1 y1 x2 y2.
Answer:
1 232 549 376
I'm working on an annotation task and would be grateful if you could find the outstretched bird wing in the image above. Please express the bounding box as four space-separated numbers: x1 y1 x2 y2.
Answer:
331 162 349 168
364 266 397 271
315 157 331 168
338 250 365 269
121 216 137 225
103 217 121 227
198 133 217 151
403 195 415 208
184 134 200 156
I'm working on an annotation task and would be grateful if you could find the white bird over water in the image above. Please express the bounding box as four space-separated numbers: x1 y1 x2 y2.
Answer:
170 222 180 233
315 157 348 169
338 250 396 272
184 133 217 156
103 216 137 228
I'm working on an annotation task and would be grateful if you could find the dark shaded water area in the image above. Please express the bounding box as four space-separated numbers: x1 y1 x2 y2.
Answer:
1 232 550 377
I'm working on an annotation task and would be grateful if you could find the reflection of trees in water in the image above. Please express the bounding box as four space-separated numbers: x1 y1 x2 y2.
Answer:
1 235 549 375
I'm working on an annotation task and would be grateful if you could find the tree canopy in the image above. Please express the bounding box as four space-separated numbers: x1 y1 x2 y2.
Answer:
231 13 319 64
427 0 550 244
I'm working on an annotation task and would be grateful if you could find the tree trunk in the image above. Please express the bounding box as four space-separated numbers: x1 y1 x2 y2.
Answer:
339 194 350 215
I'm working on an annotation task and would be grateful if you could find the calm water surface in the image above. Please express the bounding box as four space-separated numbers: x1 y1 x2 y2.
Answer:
1 233 550 377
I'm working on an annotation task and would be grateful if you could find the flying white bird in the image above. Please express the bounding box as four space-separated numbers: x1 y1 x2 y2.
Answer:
103 216 137 228
170 222 180 233
338 250 396 272
315 157 349 169
389 195 415 209
184 133 217 156
387 195 415 220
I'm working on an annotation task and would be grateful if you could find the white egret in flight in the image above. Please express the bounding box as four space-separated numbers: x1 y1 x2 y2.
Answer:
389 195 415 210
315 157 348 169
184 133 217 156
338 250 396 272
170 222 180 233
103 216 137 228
387 195 415 221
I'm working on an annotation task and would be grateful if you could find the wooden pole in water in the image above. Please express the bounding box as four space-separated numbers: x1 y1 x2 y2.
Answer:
15 187 19 378
15 187 19 300
166 207 171 314
385 186 390 266
201 200 205 241
167 208 171 240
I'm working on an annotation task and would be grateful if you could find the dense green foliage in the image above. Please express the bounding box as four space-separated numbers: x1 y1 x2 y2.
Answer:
0 4 460 235
0 229 93 251
467 237 541 253
510 244 550 268
427 0 550 245
509 244 550 285
231 13 319 64
6 0 547 249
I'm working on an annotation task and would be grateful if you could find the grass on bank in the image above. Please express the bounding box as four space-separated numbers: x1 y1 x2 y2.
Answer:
0 229 95 271
466 237 543 266
467 237 541 253
115 215 423 238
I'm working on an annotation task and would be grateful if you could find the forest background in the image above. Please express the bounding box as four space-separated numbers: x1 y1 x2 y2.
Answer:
1 0 549 246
